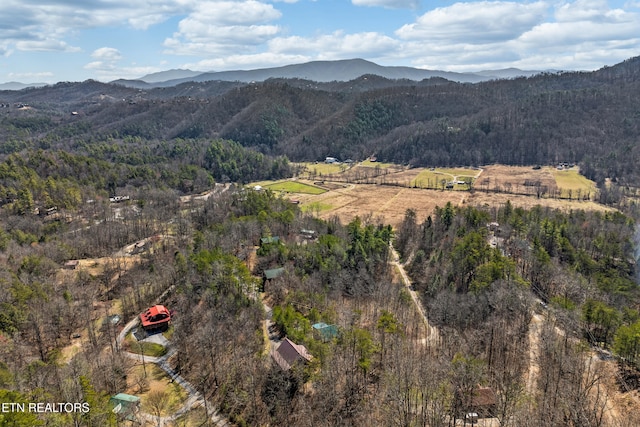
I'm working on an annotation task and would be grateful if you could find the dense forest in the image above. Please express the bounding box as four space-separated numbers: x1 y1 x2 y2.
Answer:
0 56 640 426
1 184 639 425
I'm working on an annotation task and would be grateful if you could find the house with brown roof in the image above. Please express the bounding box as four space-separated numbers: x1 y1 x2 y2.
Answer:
271 338 313 371
140 305 171 331
471 386 497 417
455 385 497 419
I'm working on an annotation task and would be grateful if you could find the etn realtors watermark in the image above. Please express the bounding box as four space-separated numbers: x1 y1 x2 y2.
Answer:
1 402 90 413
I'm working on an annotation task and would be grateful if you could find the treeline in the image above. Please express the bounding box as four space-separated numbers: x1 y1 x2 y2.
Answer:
0 139 293 215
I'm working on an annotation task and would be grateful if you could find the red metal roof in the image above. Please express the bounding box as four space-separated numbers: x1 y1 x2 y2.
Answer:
140 305 171 328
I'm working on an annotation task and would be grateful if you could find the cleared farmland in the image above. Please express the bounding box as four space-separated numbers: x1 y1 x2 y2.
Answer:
262 180 327 194
271 164 609 227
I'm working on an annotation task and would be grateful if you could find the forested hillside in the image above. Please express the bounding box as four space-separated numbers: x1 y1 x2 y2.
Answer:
1 56 639 189
1 184 639 425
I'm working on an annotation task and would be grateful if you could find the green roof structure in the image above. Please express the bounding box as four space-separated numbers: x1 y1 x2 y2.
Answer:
260 236 280 245
264 267 285 280
312 322 339 341
109 393 140 421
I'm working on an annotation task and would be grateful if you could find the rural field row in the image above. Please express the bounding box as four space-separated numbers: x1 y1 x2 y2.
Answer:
250 164 603 227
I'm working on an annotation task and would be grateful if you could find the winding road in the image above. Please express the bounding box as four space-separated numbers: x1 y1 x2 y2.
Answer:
389 244 440 346
117 317 231 426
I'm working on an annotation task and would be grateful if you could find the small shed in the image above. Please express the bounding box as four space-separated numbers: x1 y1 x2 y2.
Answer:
312 322 339 342
63 260 79 270
109 393 140 421
260 236 280 245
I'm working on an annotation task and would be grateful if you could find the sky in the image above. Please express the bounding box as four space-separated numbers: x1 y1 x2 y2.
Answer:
0 0 639 84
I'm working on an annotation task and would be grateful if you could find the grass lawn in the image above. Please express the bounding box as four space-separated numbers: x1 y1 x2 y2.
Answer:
125 332 168 357
264 181 327 194
302 201 334 213
360 159 395 168
248 179 326 194
410 170 444 188
127 364 187 417
437 167 481 177
551 168 597 198
162 325 175 341
299 162 347 176
410 169 474 189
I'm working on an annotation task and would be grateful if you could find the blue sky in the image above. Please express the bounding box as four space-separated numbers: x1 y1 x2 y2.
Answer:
1 0 639 83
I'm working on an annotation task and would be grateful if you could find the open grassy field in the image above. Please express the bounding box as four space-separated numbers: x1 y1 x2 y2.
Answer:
552 168 597 198
478 165 597 200
252 164 608 228
360 159 395 168
411 167 479 189
280 176 611 228
301 201 334 213
288 182 467 227
126 364 188 416
263 180 327 194
298 162 347 176
437 167 482 177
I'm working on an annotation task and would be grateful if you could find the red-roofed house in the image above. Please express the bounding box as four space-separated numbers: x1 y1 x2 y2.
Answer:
271 338 313 371
140 305 171 331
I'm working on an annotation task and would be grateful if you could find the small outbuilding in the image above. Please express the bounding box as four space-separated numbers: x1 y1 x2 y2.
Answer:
109 393 140 421
312 322 339 342
260 236 280 245
63 260 79 270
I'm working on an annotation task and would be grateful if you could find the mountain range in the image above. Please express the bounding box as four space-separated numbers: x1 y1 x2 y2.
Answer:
112 58 543 88
1 59 547 90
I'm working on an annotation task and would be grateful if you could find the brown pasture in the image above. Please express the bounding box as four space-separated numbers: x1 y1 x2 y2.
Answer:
290 175 611 228
475 165 559 197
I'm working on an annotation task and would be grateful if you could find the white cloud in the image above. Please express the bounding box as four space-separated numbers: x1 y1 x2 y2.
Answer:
164 1 283 56
0 0 191 54
84 60 165 80
392 0 640 72
555 0 624 22
396 1 548 43
7 71 54 79
91 47 124 61
269 31 400 58
1 0 639 82
352 0 419 9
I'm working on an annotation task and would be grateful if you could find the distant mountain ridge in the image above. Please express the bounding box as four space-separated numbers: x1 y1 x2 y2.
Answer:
0 81 48 91
115 58 543 88
138 69 204 83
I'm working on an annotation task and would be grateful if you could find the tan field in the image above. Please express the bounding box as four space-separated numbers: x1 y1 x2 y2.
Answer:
289 177 611 227
478 165 597 200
